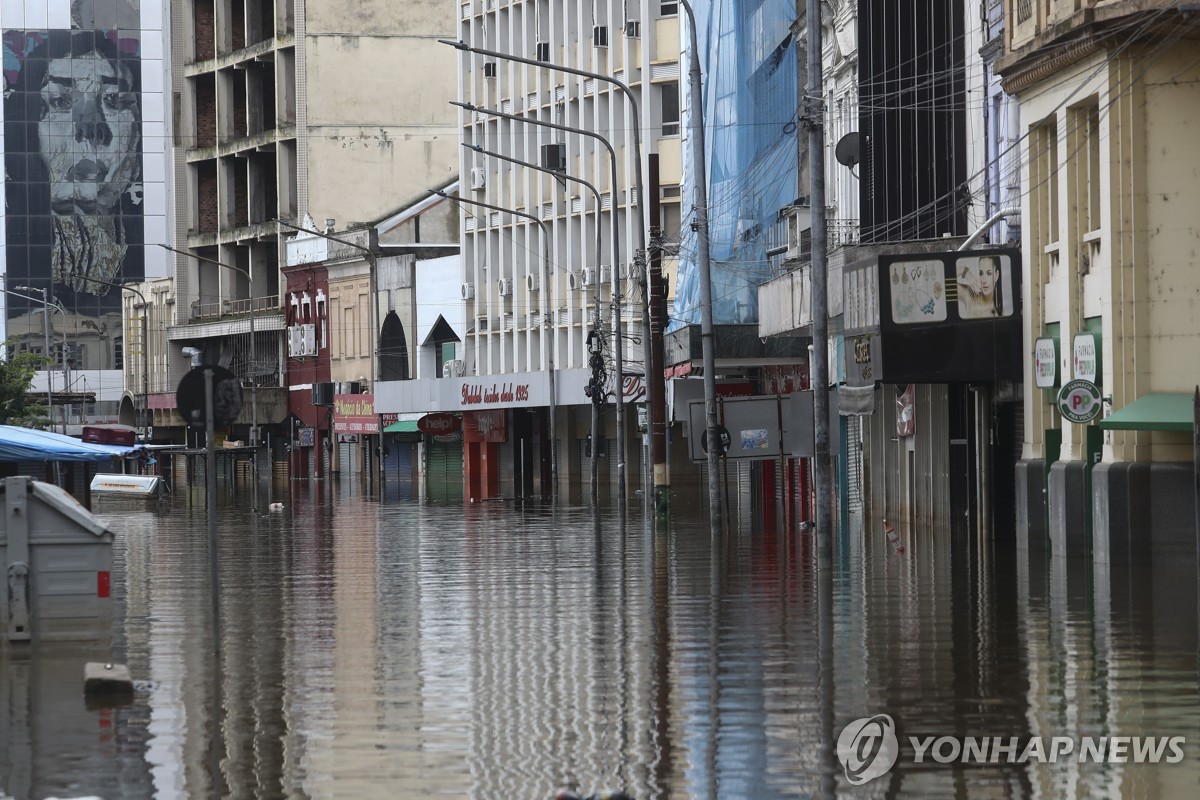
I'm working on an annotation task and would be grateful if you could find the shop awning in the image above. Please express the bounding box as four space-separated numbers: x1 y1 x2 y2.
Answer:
0 425 139 462
1098 392 1194 432
383 420 420 433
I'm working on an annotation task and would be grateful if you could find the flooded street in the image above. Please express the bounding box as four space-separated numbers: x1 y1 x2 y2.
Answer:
4 487 1200 798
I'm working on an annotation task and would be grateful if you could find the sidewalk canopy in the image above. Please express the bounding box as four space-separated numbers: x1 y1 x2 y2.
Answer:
1097 392 1193 432
0 425 140 463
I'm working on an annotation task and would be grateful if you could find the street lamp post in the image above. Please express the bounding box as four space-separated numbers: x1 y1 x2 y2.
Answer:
5 283 55 426
441 39 654 508
451 99 627 506
158 244 260 511
82 275 151 433
462 141 607 503
431 188 559 494
677 0 723 530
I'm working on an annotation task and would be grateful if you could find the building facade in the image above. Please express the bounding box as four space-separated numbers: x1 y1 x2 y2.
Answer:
1 0 172 427
373 0 686 501
157 0 459 456
999 0 1200 555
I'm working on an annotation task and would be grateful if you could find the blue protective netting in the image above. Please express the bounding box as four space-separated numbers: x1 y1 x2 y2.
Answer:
671 0 799 329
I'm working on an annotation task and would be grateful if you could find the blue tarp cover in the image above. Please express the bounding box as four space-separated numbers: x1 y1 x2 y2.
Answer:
0 425 138 463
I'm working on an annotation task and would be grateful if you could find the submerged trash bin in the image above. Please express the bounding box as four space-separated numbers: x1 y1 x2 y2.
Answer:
1 476 114 646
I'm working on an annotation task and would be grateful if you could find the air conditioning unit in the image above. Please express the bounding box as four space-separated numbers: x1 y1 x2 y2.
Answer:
593 26 609 47
483 61 498 79
462 282 476 300
535 41 551 62
470 166 486 190
526 273 540 292
568 272 583 291
301 323 317 356
443 359 466 378
785 205 811 261
337 381 363 395
599 265 612 284
497 278 513 296
624 261 643 281
540 142 567 172
624 20 641 38
312 382 335 407
582 266 597 286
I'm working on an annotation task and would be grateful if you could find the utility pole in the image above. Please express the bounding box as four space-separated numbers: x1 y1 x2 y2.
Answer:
647 154 669 519
807 0 833 551
679 0 722 531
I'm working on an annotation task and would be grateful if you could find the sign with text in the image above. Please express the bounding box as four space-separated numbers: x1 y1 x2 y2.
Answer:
1073 333 1097 383
417 413 461 436
333 394 378 434
461 381 532 407
1057 379 1102 424
1034 337 1058 388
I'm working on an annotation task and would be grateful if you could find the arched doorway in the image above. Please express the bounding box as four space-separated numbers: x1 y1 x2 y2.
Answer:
379 311 409 381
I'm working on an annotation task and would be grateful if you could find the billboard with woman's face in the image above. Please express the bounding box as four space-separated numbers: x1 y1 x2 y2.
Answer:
3 25 143 365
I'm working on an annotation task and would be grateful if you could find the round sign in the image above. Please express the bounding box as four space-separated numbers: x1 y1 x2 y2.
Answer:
1056 379 1102 423
176 365 243 429
700 424 732 456
417 413 461 436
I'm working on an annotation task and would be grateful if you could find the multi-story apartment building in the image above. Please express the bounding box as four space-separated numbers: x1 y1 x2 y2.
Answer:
157 0 459 455
376 0 684 501
999 1 1200 558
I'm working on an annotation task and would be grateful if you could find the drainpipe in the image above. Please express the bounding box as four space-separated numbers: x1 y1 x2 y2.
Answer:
957 208 1020 251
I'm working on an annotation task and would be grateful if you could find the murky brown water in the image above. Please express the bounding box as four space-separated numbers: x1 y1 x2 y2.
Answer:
3 485 1199 798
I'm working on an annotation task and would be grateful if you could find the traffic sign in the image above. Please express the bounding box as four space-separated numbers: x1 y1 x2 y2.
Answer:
176 365 243 429
1056 379 1102 424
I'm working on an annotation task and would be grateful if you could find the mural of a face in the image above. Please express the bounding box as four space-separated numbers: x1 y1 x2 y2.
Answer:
40 50 141 216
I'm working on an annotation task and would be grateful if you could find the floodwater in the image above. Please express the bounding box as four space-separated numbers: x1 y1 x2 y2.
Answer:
3 484 1200 799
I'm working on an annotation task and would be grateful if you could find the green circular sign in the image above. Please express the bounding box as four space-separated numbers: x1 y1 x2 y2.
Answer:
1057 379 1102 423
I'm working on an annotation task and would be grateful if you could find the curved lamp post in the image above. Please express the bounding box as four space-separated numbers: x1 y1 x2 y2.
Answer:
451 99 628 505
462 141 607 503
431 187 559 494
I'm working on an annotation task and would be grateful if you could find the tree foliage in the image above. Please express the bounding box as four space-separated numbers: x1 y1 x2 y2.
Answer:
0 342 51 428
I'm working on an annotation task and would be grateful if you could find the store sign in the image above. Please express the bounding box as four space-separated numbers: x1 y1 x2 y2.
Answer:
1073 333 1097 383
1057 379 1102 423
417 413 461 436
461 382 532 406
1034 337 1057 388
333 394 378 434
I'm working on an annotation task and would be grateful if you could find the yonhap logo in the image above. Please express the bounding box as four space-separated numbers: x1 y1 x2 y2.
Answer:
837 714 899 785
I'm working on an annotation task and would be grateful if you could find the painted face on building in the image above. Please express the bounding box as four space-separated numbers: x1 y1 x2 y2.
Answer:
39 50 141 216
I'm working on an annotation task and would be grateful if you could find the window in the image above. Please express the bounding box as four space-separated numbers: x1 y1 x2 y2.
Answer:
660 0 678 16
660 81 680 136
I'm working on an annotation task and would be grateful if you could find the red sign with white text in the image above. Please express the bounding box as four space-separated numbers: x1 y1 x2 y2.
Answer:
333 394 378 433
417 413 462 436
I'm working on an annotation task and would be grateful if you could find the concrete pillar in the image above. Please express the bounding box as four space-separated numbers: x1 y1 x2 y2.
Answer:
1048 460 1088 558
1015 459 1048 552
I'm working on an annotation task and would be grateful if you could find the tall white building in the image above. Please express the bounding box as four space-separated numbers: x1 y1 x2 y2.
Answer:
379 0 685 500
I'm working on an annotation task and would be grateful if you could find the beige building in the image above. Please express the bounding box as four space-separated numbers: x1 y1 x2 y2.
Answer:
145 0 458 446
1000 2 1200 558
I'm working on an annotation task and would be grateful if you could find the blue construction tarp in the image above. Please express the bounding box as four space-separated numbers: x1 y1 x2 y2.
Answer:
0 425 138 463
672 0 799 329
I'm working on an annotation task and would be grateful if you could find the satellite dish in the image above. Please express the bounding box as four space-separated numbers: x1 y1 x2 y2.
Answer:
835 132 862 168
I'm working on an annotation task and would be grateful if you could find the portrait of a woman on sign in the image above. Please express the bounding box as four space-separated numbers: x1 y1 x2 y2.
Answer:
955 255 1012 319
2 28 144 315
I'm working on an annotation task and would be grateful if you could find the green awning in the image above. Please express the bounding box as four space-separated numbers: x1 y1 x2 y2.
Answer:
1097 392 1194 432
383 420 420 433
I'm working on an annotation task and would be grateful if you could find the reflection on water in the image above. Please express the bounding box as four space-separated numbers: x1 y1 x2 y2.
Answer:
2 486 1199 798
